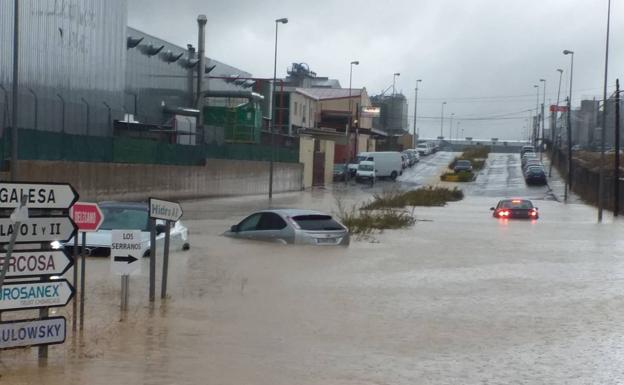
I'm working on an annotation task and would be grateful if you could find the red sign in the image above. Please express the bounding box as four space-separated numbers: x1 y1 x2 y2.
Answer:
550 105 569 112
70 202 104 232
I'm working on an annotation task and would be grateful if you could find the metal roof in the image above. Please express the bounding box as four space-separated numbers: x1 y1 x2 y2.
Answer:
295 88 363 100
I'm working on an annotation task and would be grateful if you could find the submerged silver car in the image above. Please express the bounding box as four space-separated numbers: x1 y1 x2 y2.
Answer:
224 209 350 246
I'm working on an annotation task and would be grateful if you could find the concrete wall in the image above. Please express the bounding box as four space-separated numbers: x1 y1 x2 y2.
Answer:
320 140 335 186
299 136 315 188
16 159 303 202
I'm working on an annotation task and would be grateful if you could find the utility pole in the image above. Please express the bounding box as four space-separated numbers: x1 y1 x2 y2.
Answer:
540 79 546 161
413 79 421 148
550 69 564 177
615 79 620 216
440 102 446 138
10 0 19 181
598 0 611 223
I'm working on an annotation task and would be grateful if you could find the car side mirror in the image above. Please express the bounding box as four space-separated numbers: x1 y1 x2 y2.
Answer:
489 207 495 211
155 224 167 235
230 225 239 233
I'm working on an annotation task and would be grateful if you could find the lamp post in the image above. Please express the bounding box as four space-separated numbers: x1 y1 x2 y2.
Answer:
563 49 575 202
449 113 455 141
268 17 288 200
549 68 564 177
539 78 546 161
440 101 446 138
346 60 359 181
598 0 611 222
533 84 539 146
413 79 422 148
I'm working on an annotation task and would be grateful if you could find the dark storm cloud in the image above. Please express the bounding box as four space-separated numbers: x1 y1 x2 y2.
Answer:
128 0 623 140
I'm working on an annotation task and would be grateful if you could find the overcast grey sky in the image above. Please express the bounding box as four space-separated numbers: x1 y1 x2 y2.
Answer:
128 0 623 141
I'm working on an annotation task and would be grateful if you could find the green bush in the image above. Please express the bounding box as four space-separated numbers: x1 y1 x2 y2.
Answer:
362 186 464 209
336 200 415 235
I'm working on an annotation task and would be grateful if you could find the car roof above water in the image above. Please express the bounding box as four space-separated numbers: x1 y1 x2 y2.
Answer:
257 208 328 217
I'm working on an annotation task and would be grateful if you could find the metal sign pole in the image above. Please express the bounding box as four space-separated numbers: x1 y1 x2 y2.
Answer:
0 195 26 289
160 221 171 299
149 219 156 302
121 275 129 313
79 232 86 330
72 235 78 332
38 276 49 362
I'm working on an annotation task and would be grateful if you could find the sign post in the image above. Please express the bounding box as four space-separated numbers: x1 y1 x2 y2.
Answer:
0 182 78 362
111 230 141 313
148 198 183 301
70 202 104 331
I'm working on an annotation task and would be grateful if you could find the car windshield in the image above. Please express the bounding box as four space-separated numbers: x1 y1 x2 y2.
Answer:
292 215 345 231
355 156 368 162
334 164 346 171
457 160 471 166
358 164 374 171
499 200 533 209
99 206 149 231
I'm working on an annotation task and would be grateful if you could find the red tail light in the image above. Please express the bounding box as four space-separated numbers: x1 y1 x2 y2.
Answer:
498 210 510 217
530 210 537 217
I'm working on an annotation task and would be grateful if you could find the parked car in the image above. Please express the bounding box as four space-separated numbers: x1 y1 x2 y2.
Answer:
348 153 372 176
333 163 348 181
454 160 473 173
355 160 376 184
52 201 190 257
490 199 539 219
224 209 350 246
357 151 403 180
525 167 547 185
404 149 420 164
401 154 409 169
520 145 535 157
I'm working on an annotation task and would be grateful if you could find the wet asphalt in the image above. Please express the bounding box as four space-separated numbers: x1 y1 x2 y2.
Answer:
4 152 624 385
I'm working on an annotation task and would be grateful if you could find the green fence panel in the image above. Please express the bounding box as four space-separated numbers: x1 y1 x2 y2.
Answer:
113 137 158 164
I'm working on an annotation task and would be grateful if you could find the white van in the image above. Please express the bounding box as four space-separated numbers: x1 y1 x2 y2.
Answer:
355 160 376 184
416 142 433 156
357 151 403 180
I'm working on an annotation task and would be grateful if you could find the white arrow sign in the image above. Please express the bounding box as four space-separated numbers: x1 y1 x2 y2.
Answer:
0 317 66 350
0 216 77 244
0 182 78 209
0 250 73 278
149 198 183 222
111 230 142 275
0 279 75 311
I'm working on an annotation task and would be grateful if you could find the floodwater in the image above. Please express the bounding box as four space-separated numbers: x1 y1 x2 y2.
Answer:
4 153 624 384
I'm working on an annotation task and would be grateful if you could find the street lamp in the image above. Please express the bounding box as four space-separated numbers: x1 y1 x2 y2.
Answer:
539 78 546 161
346 60 359 181
563 49 574 202
440 101 446 138
268 17 288 200
449 113 455 141
413 79 422 148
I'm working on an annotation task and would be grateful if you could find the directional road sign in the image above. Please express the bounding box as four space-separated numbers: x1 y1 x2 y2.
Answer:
149 198 183 222
0 250 73 278
0 279 75 311
0 182 78 209
0 216 77 244
0 317 66 350
70 202 104 232
111 230 141 275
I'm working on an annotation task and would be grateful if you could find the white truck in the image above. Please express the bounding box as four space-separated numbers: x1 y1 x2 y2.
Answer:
355 151 403 180
416 142 433 156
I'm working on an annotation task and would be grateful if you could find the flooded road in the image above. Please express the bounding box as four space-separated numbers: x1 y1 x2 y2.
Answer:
4 152 624 385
